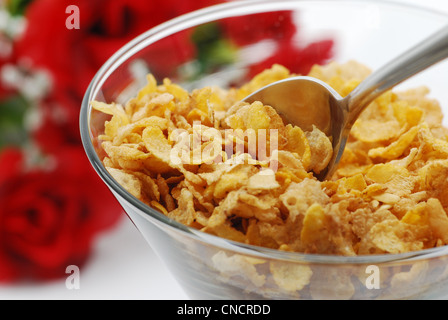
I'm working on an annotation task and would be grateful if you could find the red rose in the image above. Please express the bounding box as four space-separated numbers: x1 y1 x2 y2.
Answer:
13 0 222 151
0 147 123 282
15 0 190 100
13 0 219 101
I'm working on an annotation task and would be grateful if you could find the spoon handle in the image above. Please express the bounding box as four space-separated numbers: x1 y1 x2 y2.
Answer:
345 25 448 124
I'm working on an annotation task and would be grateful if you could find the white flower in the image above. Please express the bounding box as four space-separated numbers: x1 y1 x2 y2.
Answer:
0 7 26 39
1 61 53 102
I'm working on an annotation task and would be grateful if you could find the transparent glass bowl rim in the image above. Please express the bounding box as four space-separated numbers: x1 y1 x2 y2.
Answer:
80 0 448 265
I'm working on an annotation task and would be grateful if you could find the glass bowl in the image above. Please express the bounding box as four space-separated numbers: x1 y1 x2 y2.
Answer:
80 0 448 299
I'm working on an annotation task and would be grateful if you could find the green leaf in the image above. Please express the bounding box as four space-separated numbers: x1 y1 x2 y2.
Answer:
201 38 237 66
6 0 34 16
191 22 238 75
0 94 30 148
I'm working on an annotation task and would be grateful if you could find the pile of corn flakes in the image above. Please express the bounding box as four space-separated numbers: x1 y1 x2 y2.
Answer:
93 60 448 256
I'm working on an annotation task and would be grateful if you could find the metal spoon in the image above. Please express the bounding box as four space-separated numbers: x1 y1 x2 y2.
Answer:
243 25 448 181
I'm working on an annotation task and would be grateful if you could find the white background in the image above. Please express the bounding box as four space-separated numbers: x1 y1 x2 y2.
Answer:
1 0 448 300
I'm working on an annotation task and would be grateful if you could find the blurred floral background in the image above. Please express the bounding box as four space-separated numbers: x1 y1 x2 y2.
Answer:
0 0 333 284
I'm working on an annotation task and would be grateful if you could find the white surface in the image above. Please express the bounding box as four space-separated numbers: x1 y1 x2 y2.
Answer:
0 0 447 300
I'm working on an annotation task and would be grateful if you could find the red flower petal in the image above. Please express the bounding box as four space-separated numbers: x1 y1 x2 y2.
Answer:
0 148 24 184
222 10 297 46
249 39 334 78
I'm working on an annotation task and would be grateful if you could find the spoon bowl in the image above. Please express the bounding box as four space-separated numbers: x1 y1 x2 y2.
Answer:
243 76 347 180
244 25 448 180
